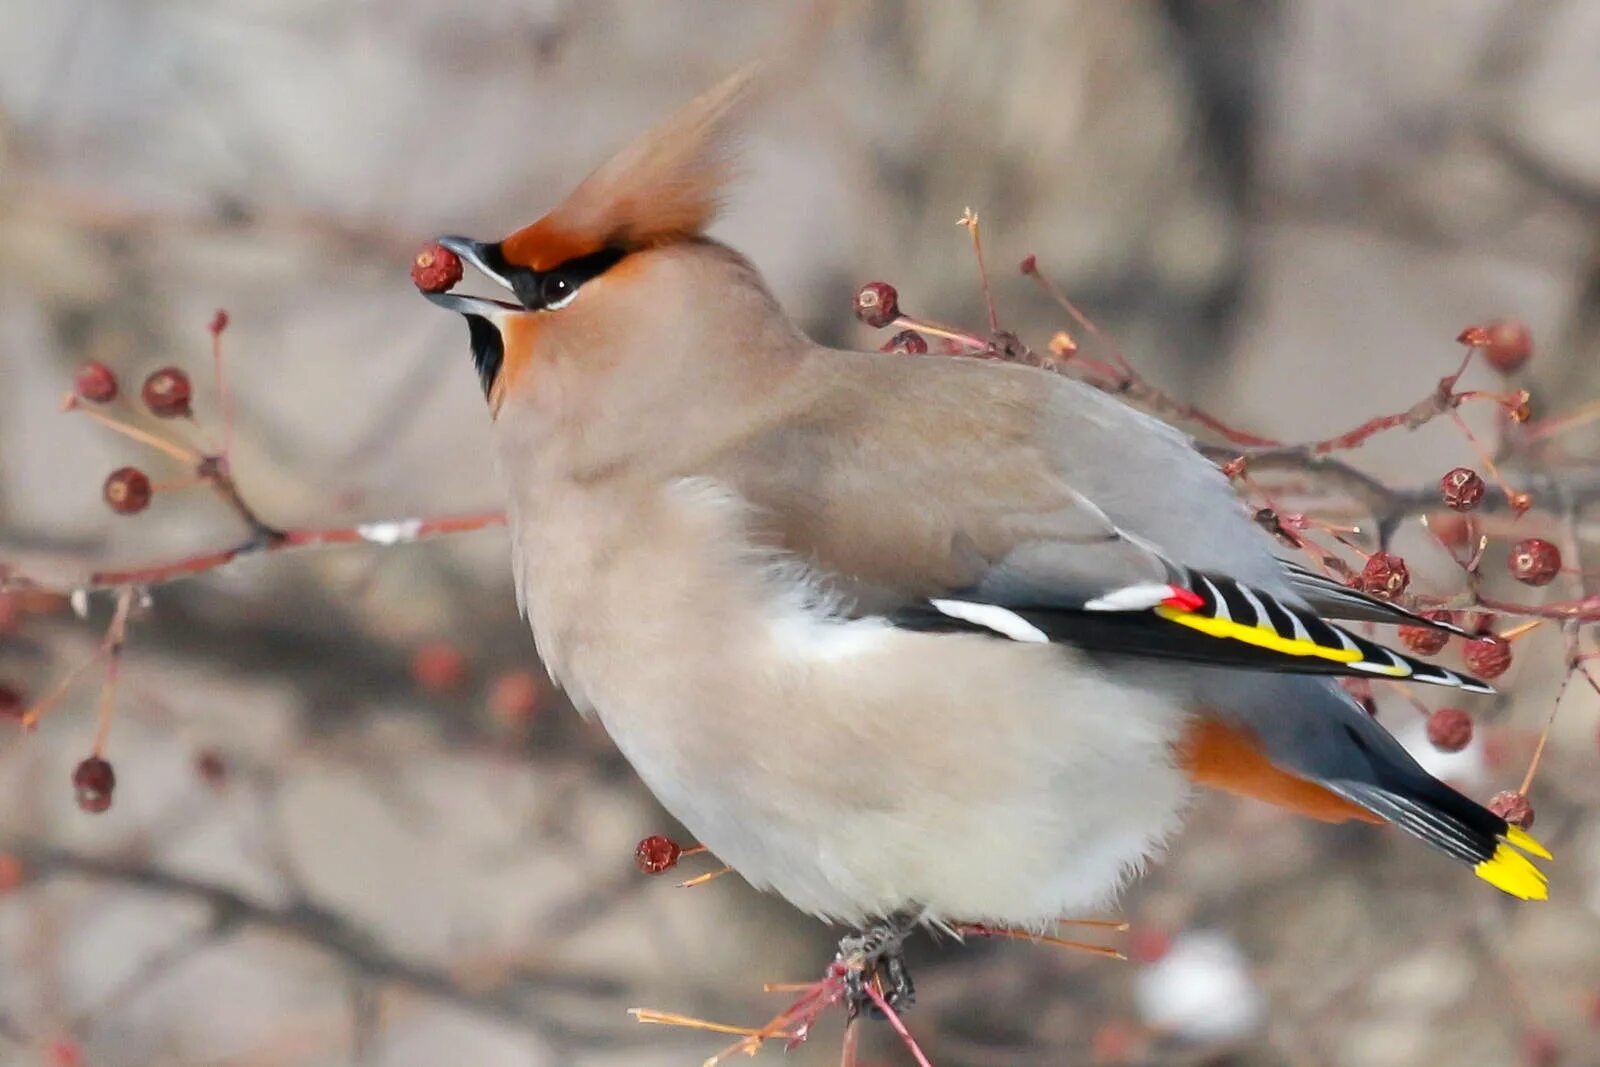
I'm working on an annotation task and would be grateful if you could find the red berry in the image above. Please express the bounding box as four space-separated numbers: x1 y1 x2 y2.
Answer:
1464 636 1513 679
1521 1029 1559 1067
209 308 230 336
411 243 464 293
881 329 928 354
634 834 682 875
1090 1020 1137 1063
195 749 228 787
73 362 119 403
1018 254 1038 275
1426 708 1473 752
410 642 466 694
72 756 116 813
853 281 900 328
1439 467 1486 511
487 670 542 727
1509 491 1535 517
0 682 23 720
46 1040 83 1067
141 366 192 418
1400 615 1452 656
0 851 23 893
1128 926 1171 964
1488 790 1535 830
1472 319 1533 374
1359 552 1410 600
1341 677 1378 716
1508 538 1561 586
103 466 152 515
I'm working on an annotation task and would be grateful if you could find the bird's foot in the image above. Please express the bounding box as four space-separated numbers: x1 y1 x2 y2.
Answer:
837 911 920 1019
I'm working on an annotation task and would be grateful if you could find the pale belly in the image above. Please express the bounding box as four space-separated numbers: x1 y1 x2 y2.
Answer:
514 477 1192 927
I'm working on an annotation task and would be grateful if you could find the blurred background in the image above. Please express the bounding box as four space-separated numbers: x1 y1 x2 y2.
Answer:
2 2 1599 1065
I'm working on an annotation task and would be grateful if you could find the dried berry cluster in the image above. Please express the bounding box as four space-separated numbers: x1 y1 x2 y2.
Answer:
73 363 201 518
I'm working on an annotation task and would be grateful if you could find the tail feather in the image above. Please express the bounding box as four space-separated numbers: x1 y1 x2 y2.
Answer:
1329 779 1550 900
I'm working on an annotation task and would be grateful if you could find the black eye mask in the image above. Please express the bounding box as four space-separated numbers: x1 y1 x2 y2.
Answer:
480 245 628 312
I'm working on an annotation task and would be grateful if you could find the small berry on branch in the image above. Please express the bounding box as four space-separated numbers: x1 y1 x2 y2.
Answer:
73 362 119 404
195 748 228 787
141 367 193 418
882 329 928 354
1128 926 1171 964
1508 538 1561 586
1457 319 1532 375
635 834 683 874
853 281 900 328
209 309 230 336
1464 635 1513 679
487 670 542 728
72 756 116 813
0 851 23 893
1488 790 1535 829
0 682 23 720
1359 552 1409 600
1426 708 1473 752
410 642 466 694
1520 1030 1558 1067
1342 677 1379 716
103 467 152 515
1439 467 1485 511
411 243 464 293
1400 615 1452 656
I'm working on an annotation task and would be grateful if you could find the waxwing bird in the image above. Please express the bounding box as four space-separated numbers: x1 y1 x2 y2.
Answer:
421 69 1549 1005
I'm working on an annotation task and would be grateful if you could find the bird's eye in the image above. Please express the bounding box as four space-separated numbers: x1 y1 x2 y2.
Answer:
540 272 577 310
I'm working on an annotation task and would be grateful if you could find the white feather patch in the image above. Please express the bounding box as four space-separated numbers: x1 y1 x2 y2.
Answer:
1083 583 1176 612
928 599 1049 643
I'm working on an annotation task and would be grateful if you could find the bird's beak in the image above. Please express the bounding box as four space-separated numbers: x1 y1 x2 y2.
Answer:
420 235 521 317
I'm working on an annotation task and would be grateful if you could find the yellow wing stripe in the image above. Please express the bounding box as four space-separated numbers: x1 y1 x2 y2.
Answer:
1153 605 1363 663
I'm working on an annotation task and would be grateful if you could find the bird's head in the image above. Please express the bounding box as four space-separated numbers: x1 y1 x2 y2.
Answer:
422 67 799 428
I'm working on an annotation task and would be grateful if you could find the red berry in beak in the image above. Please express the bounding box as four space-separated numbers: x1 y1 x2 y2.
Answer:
412 243 464 293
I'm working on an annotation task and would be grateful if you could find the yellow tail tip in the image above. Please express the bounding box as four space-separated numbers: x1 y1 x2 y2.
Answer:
1505 825 1553 861
1475 843 1549 901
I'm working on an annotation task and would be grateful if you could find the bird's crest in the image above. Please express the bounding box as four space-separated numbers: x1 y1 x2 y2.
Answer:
500 65 755 272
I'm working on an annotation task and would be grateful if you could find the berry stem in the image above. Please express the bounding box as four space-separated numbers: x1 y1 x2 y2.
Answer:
675 865 732 889
890 315 988 350
954 922 1125 960
861 978 935 1067
212 317 235 466
1449 410 1523 512
1517 661 1572 795
1520 397 1600 444
90 588 134 757
19 647 106 731
957 207 1000 336
66 402 201 465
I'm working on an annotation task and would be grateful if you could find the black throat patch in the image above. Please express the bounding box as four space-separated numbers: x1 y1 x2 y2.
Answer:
464 314 504 398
